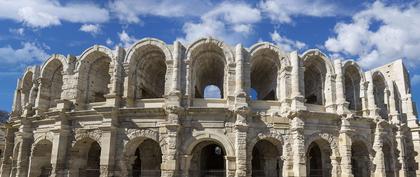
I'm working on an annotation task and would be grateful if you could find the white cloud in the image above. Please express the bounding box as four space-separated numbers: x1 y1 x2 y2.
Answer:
0 0 109 28
106 38 113 46
270 30 306 51
0 42 48 69
178 2 261 44
109 0 212 23
260 0 338 23
412 75 420 86
325 1 420 69
79 24 100 34
9 28 25 36
118 30 138 48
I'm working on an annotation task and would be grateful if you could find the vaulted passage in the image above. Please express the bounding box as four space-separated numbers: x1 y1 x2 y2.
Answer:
307 140 332 177
351 141 370 177
28 140 52 177
343 65 361 111
86 58 111 103
252 140 282 177
304 57 327 105
39 59 63 111
372 72 388 119
22 71 33 107
131 139 162 177
70 138 101 177
190 142 226 177
250 49 279 100
132 46 167 99
191 43 226 99
383 142 395 177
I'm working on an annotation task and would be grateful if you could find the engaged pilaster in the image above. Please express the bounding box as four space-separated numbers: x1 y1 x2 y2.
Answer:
289 113 306 177
15 119 33 177
339 117 354 177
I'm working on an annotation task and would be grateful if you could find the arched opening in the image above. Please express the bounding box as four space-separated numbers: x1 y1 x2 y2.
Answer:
130 139 162 177
40 59 63 110
306 140 332 177
22 71 33 107
343 65 361 111
86 57 111 103
70 138 101 177
28 140 53 177
191 43 226 99
252 140 282 177
190 141 226 177
304 57 327 105
372 73 388 119
250 48 279 100
204 85 222 98
383 142 394 177
132 45 167 99
351 140 370 177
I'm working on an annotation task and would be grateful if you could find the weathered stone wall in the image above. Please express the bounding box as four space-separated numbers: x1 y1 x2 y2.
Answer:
2 37 420 177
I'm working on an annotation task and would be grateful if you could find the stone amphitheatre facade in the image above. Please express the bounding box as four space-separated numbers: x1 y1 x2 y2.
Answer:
1 37 420 177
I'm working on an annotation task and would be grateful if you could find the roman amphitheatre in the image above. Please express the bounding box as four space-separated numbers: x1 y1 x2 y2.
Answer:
1 37 420 177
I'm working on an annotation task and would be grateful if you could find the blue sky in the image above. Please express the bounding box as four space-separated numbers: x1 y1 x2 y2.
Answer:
1 0 420 112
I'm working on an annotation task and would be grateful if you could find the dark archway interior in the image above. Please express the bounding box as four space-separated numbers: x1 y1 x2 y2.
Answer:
373 73 388 119
250 49 279 100
30 140 53 177
192 44 225 99
134 46 167 99
87 57 111 103
132 139 162 177
190 141 226 177
304 58 326 105
351 141 370 177
344 66 361 111
383 142 394 177
43 60 63 109
252 140 282 177
307 140 332 177
85 141 101 177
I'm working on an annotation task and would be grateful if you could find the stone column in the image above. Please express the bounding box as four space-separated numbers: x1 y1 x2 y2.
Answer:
15 119 33 177
373 122 386 177
234 107 248 177
334 60 347 114
105 47 125 107
99 128 117 177
339 118 353 177
235 44 245 96
290 51 306 110
0 126 17 177
404 94 418 128
11 79 23 116
324 73 336 113
366 72 379 118
290 115 306 177
387 80 400 124
395 127 407 177
49 102 72 177
161 106 181 177
171 41 181 93
360 82 369 117
34 77 50 115
226 156 236 177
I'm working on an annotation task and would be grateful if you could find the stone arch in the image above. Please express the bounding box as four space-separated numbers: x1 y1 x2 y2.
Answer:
73 129 103 147
21 69 34 108
37 54 67 111
122 133 163 177
248 131 284 177
301 49 335 106
372 71 389 119
28 139 53 177
182 132 235 157
350 134 373 177
343 60 365 111
185 37 234 99
124 38 171 103
305 132 339 177
76 45 113 106
70 137 102 177
248 42 288 100
32 132 54 151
